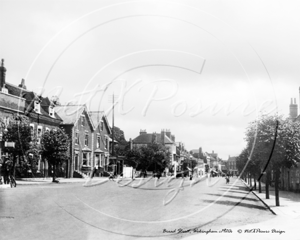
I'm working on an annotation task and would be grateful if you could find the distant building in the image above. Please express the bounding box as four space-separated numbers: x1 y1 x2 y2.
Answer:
205 151 219 170
227 156 238 175
132 129 177 171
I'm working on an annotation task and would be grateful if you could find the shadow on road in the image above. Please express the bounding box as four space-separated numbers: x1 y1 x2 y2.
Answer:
202 199 267 211
205 193 259 202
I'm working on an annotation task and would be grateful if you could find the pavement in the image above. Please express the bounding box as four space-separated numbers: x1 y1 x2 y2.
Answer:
0 176 103 187
184 177 300 240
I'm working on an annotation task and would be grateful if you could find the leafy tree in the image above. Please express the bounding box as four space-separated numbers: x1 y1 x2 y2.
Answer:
241 114 300 205
3 115 32 175
41 128 69 182
124 142 171 173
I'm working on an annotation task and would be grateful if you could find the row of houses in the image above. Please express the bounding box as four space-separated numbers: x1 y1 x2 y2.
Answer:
0 59 113 178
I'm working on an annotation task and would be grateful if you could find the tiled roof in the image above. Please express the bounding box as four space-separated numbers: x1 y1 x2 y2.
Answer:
5 82 62 122
89 111 104 127
133 133 174 144
54 105 85 125
5 82 29 97
89 111 112 134
133 133 153 144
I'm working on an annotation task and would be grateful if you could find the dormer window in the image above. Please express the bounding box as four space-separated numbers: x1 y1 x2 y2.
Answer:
34 100 41 114
49 106 55 118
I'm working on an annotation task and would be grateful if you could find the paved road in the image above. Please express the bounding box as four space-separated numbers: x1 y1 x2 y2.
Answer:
0 176 275 240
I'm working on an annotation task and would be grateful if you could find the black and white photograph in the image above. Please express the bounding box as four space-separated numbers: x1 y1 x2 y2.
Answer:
0 1 300 239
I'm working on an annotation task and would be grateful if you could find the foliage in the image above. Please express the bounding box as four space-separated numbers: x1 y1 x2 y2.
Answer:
124 142 171 172
41 128 69 181
3 115 32 158
243 115 300 173
239 114 300 203
2 115 35 176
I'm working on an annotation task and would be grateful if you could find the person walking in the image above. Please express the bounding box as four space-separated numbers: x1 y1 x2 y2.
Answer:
2 160 9 184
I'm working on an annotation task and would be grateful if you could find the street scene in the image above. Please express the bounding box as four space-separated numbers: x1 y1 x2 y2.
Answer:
1 1 300 240
1 176 275 240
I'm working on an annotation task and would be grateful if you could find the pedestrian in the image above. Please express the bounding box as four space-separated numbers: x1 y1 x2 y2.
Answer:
91 165 98 179
157 171 161 180
2 160 9 184
226 175 229 184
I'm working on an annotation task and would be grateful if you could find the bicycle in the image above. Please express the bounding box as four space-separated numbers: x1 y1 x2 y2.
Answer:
9 175 17 188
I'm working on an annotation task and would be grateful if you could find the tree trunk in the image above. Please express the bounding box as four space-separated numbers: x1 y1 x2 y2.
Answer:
254 176 257 190
259 178 262 193
52 164 56 182
275 168 280 206
266 170 270 199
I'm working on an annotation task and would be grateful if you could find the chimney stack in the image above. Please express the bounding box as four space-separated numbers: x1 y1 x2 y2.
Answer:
0 59 7 90
140 129 147 135
289 97 298 119
18 78 27 89
166 129 171 139
171 134 175 142
161 129 165 144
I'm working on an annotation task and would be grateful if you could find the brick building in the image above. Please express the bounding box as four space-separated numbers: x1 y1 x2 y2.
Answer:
89 111 112 176
55 105 96 178
0 59 62 177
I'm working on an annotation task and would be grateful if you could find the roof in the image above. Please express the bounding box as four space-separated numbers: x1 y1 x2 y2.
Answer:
89 111 105 127
54 105 85 125
89 111 112 134
54 105 95 129
5 83 62 122
5 82 29 97
133 133 174 145
228 156 237 162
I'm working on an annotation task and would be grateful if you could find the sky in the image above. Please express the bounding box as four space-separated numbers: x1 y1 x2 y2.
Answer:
1 0 300 159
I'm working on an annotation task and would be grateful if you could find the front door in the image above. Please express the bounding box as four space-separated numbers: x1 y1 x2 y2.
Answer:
74 154 79 171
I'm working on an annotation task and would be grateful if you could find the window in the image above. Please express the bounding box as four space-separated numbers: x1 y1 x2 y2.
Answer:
83 153 87 166
34 100 41 114
75 132 79 144
81 115 85 126
49 106 55 118
105 136 108 149
84 133 88 146
97 135 101 148
100 121 104 131
30 124 34 138
37 126 43 138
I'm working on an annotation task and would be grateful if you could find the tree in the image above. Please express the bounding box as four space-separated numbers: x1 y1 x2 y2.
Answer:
124 143 171 173
242 114 300 206
3 115 32 176
41 128 69 182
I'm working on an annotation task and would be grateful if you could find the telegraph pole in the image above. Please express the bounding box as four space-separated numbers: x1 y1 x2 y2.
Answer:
112 93 115 157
